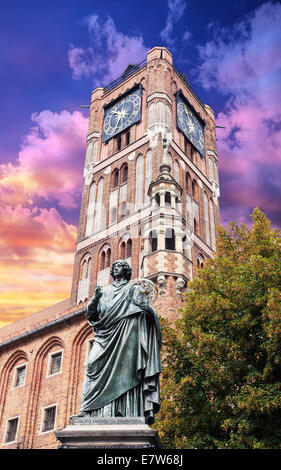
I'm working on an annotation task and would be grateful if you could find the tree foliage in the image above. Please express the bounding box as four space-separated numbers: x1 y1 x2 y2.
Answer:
155 208 281 449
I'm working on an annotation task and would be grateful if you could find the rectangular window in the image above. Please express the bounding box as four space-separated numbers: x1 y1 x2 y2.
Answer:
5 417 19 443
14 365 26 387
42 406 56 432
49 352 62 376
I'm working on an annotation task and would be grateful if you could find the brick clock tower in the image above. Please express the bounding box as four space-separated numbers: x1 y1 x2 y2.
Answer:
70 46 220 322
0 46 221 450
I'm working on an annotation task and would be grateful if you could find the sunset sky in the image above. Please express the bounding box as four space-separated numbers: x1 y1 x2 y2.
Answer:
1 0 281 328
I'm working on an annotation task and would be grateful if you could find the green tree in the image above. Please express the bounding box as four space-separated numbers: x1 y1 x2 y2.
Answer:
155 208 281 449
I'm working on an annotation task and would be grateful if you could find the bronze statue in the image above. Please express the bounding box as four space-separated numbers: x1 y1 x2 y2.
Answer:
76 260 161 424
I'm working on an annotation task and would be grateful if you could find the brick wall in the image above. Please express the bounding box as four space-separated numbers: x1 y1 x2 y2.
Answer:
0 46 221 449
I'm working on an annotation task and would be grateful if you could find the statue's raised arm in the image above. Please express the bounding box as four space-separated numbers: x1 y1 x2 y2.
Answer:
85 282 103 322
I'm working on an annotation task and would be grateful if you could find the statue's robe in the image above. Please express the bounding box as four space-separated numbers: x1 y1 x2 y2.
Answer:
80 279 162 424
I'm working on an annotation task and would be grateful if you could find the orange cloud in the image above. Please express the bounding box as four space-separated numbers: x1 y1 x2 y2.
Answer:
0 109 88 327
0 204 77 328
0 110 88 209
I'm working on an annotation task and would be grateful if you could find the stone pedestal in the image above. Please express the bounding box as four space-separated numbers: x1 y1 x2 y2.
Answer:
55 417 161 449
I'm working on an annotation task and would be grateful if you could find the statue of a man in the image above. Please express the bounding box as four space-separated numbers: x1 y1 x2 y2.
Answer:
76 260 162 425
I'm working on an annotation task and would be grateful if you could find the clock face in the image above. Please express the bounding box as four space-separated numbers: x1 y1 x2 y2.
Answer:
176 95 205 157
102 87 142 142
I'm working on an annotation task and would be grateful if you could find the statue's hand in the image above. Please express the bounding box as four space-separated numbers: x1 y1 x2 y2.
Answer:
94 283 103 301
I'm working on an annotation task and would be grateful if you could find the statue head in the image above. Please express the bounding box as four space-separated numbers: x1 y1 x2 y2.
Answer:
110 260 132 281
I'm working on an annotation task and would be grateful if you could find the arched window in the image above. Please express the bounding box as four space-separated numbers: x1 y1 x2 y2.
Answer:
191 147 196 164
184 139 191 158
165 228 175 251
125 131 130 146
209 199 216 250
85 142 93 165
92 141 98 162
149 230 158 252
165 104 171 127
214 161 219 184
77 253 91 304
85 182 96 237
100 251 106 270
204 193 210 246
167 152 172 169
94 178 104 232
135 154 144 210
155 193 160 207
120 241 126 259
106 248 111 268
97 245 111 286
148 102 156 126
126 239 132 258
145 150 152 204
115 135 122 151
192 180 198 200
111 206 117 224
156 101 165 124
197 254 204 269
112 169 119 189
186 193 192 226
208 158 214 180
121 164 128 184
194 218 199 235
174 160 179 183
186 172 191 194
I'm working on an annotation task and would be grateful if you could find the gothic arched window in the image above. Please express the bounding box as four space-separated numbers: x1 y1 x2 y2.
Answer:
192 180 198 201
120 241 126 259
135 154 144 210
85 181 97 237
197 254 204 269
145 150 152 204
77 253 91 304
186 172 191 194
204 192 210 246
112 169 119 189
209 198 216 250
126 239 132 258
97 244 111 286
174 160 179 183
121 164 128 184
148 102 156 126
93 177 104 232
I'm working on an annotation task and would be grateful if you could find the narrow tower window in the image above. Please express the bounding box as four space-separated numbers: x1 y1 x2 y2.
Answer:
150 230 158 252
112 169 119 189
165 192 171 206
126 239 132 258
121 164 128 183
125 131 130 146
165 228 175 250
120 242 126 259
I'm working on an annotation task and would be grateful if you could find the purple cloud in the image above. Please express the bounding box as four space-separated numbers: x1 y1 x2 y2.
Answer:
68 15 148 86
160 0 187 48
0 110 88 210
196 1 281 227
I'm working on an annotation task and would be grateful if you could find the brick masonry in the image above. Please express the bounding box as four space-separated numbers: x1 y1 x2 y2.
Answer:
0 47 220 448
